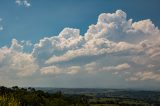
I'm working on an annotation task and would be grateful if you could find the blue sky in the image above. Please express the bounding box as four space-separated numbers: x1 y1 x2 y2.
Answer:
0 0 160 90
0 0 160 46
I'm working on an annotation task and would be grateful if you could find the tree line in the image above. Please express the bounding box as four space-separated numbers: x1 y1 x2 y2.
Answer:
0 86 89 106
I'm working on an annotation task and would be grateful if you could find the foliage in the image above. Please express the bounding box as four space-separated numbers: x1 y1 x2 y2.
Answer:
0 86 160 106
0 86 89 106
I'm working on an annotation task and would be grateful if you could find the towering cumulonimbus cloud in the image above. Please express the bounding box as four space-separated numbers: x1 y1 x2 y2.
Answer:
0 10 160 86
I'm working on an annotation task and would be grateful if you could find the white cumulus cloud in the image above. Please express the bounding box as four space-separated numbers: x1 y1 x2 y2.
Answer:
1 10 160 85
0 39 38 77
31 10 160 81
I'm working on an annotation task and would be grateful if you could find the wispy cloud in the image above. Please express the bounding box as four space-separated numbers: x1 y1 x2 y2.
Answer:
0 18 3 31
15 0 31 7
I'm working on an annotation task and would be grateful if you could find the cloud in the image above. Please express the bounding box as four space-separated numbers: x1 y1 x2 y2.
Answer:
1 10 160 87
15 0 31 7
66 66 81 75
102 63 130 72
0 39 38 77
128 71 160 81
40 65 62 75
40 65 80 75
84 62 97 73
33 10 160 82
29 10 160 79
45 37 140 64
84 62 130 74
32 28 85 65
42 10 159 65
0 18 3 31
10 39 23 52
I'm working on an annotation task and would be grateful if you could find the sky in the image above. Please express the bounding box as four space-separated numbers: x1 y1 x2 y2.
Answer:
0 0 160 90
